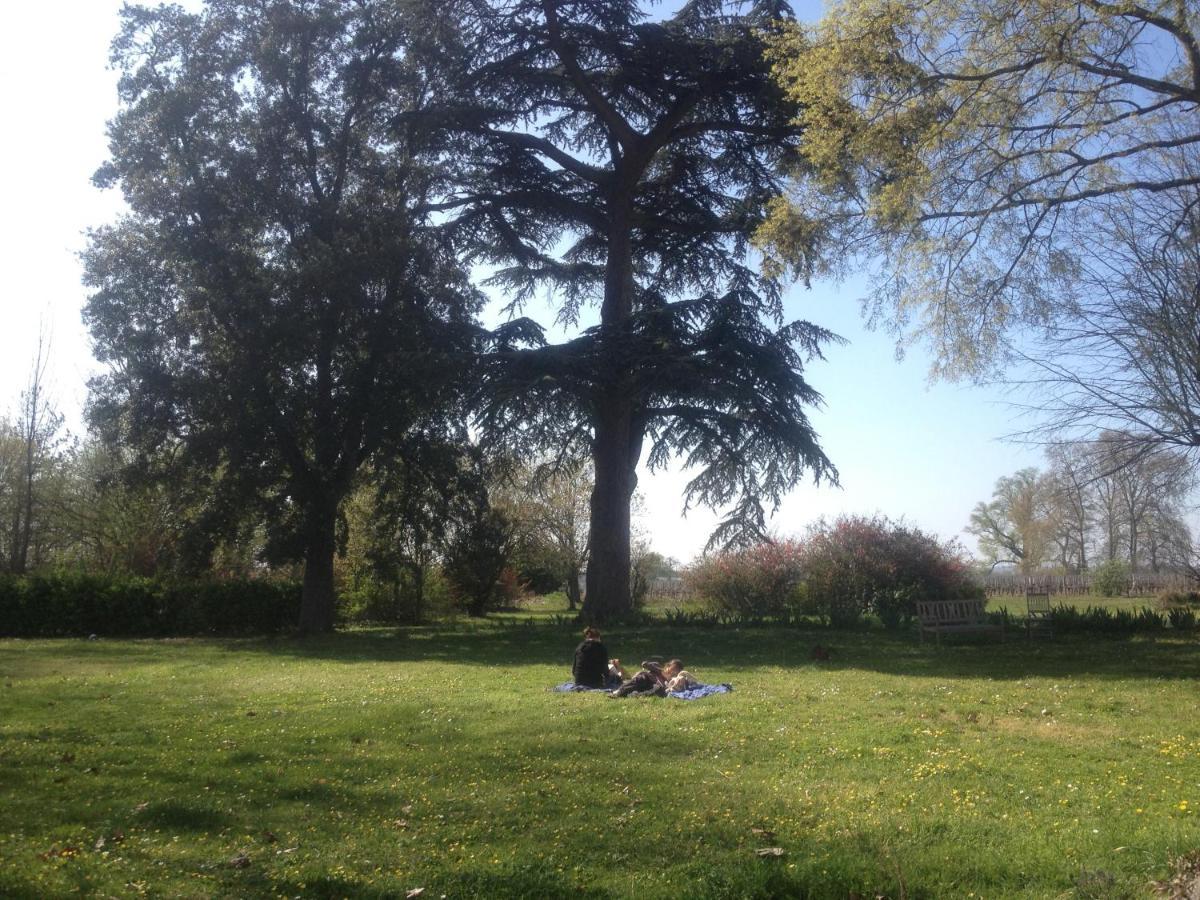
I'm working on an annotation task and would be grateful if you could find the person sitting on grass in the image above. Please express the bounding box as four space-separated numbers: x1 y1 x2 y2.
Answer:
573 626 618 689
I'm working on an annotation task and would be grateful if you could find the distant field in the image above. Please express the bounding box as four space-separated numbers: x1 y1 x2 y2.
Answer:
2 620 1198 898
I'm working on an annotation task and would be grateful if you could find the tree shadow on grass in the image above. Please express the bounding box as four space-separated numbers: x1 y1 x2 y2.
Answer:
259 864 619 900
226 623 1200 682
138 799 232 832
110 854 922 900
4 622 1196 682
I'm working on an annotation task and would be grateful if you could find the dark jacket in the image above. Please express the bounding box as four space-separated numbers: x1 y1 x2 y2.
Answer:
572 639 608 688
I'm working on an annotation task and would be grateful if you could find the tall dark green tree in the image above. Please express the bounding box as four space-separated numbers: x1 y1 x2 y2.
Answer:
84 0 479 633
359 435 484 622
417 0 838 620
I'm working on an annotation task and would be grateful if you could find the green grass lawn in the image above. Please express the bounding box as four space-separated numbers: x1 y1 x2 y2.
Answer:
2 621 1198 899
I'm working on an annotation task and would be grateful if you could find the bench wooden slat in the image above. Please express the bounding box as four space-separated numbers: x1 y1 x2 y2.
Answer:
916 599 1002 645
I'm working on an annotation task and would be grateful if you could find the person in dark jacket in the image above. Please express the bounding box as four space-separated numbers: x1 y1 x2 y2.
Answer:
572 627 611 688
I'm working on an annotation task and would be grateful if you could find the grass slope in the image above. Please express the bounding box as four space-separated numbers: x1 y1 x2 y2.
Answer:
1 622 1197 898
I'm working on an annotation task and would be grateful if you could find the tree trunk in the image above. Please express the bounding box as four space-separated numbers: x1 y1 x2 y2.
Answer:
412 562 425 624
15 429 35 575
11 337 46 576
583 397 640 622
9 430 33 575
565 564 581 610
298 508 337 635
581 194 643 623
8 501 22 575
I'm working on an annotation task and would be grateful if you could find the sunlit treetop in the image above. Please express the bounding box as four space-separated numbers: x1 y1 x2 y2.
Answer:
760 0 1200 379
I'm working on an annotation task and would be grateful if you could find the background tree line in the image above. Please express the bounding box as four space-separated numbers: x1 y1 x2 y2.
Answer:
0 362 632 623
67 0 835 631
0 327 674 624
968 436 1195 577
9 0 1200 636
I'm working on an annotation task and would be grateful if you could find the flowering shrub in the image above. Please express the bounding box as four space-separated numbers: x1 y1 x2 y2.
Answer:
686 516 980 629
800 516 979 628
495 567 533 608
684 539 805 618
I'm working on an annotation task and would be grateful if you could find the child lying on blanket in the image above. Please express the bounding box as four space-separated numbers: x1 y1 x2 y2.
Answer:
663 659 698 693
610 659 697 698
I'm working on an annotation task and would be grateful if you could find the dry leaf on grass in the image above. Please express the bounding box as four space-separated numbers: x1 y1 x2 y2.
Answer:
1154 849 1200 899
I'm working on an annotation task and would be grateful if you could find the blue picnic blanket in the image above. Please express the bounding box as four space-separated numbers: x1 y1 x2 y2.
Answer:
552 680 732 700
554 682 611 693
667 682 733 700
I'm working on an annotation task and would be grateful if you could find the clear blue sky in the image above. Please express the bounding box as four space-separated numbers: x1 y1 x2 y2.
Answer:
0 0 1045 565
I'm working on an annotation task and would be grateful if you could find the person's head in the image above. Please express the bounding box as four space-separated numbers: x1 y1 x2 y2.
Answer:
664 659 683 677
583 626 601 642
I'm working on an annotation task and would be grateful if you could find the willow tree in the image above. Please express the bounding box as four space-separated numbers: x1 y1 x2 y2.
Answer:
85 0 479 633
761 0 1200 378
417 0 837 621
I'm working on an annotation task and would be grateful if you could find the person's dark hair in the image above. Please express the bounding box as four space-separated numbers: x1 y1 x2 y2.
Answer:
583 626 601 641
667 659 683 670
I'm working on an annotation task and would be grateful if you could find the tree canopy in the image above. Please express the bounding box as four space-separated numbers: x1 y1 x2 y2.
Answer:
418 0 838 620
1010 186 1200 461
967 467 1052 574
968 440 1195 573
762 0 1200 378
85 0 480 632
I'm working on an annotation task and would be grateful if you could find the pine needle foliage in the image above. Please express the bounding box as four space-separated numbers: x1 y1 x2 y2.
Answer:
413 0 839 618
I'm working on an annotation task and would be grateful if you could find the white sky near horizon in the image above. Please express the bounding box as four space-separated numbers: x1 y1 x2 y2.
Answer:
0 0 1053 565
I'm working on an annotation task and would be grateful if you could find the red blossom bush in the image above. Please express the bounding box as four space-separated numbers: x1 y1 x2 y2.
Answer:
800 515 978 627
686 516 980 628
684 539 806 618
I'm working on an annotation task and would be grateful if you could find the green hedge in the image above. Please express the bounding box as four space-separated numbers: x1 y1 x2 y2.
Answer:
0 573 301 637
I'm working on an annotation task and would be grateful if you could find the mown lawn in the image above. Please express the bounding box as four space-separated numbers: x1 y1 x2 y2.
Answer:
1 620 1197 899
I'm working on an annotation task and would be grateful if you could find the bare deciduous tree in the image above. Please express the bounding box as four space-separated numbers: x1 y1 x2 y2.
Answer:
5 328 65 575
495 459 593 611
1012 186 1200 465
971 437 1195 574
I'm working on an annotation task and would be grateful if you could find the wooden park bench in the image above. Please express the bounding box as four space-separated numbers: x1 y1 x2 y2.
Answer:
916 598 1004 645
1025 591 1053 638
